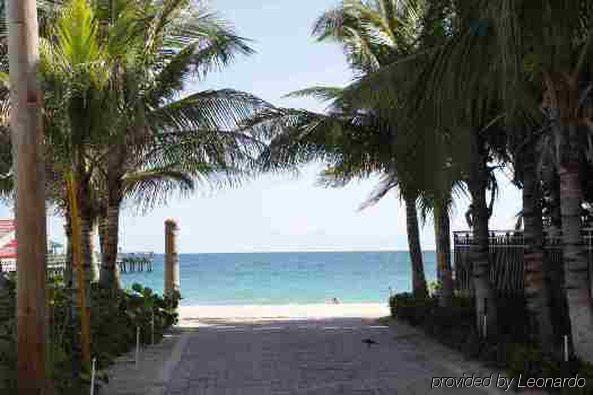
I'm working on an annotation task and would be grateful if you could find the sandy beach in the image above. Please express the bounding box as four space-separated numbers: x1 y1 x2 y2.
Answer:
178 303 390 325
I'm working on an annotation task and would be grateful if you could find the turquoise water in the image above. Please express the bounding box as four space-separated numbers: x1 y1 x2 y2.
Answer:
120 251 437 306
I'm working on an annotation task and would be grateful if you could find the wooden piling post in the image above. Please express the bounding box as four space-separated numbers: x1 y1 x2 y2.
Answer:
164 219 180 303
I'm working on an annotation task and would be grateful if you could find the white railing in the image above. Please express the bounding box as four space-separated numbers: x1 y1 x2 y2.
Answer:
0 254 67 276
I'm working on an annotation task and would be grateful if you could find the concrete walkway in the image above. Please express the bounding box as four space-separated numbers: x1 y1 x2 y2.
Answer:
101 317 510 394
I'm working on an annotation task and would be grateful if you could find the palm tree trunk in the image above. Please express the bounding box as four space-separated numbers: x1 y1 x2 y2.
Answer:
99 168 123 290
76 171 98 285
79 216 95 284
99 203 122 290
549 116 593 362
64 206 73 287
522 141 555 355
559 159 593 361
545 169 571 350
548 171 562 239
67 173 92 369
403 193 428 299
63 200 82 378
8 0 49 390
90 221 99 282
434 199 453 306
468 130 497 337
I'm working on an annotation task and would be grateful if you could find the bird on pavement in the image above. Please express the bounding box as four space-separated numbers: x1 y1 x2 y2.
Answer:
362 338 378 348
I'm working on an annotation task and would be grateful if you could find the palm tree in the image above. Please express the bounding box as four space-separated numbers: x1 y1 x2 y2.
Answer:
512 124 556 356
88 0 268 290
250 84 429 298
40 0 115 290
418 190 455 305
310 0 430 298
407 0 593 359
30 0 267 293
349 0 593 356
486 0 593 362
334 0 513 336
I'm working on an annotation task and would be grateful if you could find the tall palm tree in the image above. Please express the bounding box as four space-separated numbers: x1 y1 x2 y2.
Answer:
310 0 430 298
403 0 593 359
40 0 115 289
350 0 593 356
250 83 430 298
88 0 268 290
336 0 511 335
418 190 456 305
512 124 556 356
485 0 593 362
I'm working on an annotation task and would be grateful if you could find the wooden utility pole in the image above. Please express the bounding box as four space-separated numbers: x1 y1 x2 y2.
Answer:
164 219 179 302
7 0 49 392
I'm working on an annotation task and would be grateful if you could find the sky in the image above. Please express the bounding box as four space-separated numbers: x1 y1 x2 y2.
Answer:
0 0 522 253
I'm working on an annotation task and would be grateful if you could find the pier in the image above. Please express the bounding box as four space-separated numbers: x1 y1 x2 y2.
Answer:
0 251 155 276
118 252 155 273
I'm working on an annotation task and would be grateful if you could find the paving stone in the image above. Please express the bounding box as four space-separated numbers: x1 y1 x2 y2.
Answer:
162 318 505 394
102 318 509 394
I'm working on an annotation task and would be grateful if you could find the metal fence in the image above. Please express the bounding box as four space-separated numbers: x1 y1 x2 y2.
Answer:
453 229 593 297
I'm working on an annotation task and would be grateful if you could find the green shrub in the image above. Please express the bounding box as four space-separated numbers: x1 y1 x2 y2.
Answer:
505 342 560 380
388 290 593 393
0 276 177 393
389 292 436 325
91 283 178 370
390 292 483 361
423 297 474 342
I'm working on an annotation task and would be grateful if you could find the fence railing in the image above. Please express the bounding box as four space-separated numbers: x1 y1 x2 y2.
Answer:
0 251 155 277
453 229 593 296
0 254 68 278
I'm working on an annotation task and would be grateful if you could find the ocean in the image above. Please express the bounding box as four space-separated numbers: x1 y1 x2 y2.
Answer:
120 251 437 306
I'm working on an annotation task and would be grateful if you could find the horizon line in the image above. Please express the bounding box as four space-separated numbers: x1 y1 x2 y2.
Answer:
136 248 438 254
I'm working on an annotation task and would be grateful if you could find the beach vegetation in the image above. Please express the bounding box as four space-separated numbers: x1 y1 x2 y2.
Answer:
0 272 177 392
296 0 593 369
38 0 269 293
248 0 463 300
5 0 593 389
1 0 270 389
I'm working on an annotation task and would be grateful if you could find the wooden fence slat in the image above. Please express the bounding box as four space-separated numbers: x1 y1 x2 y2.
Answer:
453 229 593 297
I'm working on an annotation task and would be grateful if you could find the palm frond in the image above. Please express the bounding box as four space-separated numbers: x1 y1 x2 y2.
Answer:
146 27 253 105
149 89 272 134
285 87 344 103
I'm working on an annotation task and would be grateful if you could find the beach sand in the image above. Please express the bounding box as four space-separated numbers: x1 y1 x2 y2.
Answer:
178 303 390 326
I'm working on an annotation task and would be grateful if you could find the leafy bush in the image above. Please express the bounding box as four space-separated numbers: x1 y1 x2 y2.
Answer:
505 342 560 380
389 292 436 325
0 275 178 393
91 283 177 367
389 291 593 393
391 292 476 350
423 297 474 342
